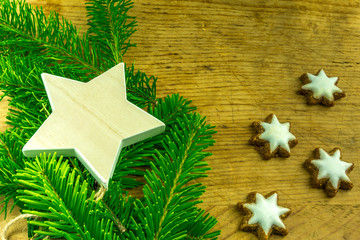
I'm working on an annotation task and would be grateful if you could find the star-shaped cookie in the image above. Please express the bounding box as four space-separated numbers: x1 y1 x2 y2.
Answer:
304 148 354 197
249 114 297 160
237 192 291 240
299 69 345 106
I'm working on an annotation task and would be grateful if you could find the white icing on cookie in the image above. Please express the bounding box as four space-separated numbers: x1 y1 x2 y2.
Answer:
244 193 290 235
311 148 352 188
259 114 296 153
302 69 342 101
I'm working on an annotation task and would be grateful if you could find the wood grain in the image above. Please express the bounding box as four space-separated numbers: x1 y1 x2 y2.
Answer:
2 0 360 239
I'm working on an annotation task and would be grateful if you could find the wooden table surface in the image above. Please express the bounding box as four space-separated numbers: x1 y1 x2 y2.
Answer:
1 0 360 239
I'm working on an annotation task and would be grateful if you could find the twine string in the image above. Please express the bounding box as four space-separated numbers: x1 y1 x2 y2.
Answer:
1 214 37 240
94 185 106 202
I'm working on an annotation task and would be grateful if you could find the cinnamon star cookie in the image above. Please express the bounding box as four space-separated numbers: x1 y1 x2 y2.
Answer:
304 148 354 197
249 114 297 160
237 192 291 240
299 69 345 106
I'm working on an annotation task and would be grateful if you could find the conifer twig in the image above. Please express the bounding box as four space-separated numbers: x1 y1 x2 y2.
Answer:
95 185 127 232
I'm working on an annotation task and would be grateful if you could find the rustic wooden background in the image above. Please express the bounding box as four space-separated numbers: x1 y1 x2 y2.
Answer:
1 0 360 239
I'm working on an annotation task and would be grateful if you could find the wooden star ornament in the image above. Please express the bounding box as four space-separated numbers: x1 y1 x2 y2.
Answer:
22 63 166 188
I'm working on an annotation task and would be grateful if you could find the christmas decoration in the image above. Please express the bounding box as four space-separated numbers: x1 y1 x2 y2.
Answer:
0 0 220 239
23 63 165 188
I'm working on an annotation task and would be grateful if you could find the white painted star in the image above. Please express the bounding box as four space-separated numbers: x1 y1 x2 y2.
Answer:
259 114 296 153
22 63 166 188
312 148 352 188
302 69 342 101
244 193 290 235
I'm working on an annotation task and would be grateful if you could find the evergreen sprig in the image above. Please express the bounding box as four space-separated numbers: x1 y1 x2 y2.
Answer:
0 0 102 75
16 153 120 240
0 0 220 239
0 129 27 218
86 0 137 63
130 113 218 240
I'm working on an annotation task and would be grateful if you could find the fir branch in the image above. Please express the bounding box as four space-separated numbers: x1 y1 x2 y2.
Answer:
102 181 136 232
67 157 97 190
111 134 163 190
0 0 103 75
15 153 121 240
86 0 137 63
149 94 197 125
65 156 132 236
0 0 158 105
130 113 219 239
0 56 66 132
125 65 157 108
185 210 220 240
0 129 27 218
